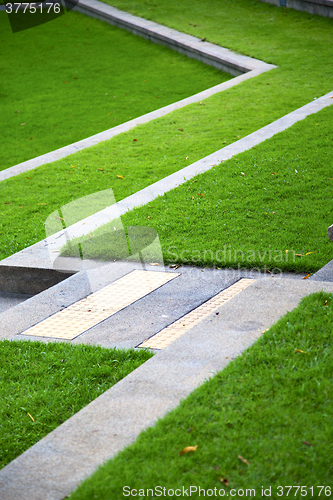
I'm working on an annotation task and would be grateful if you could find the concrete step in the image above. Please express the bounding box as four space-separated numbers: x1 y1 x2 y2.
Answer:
0 261 307 349
1 264 333 500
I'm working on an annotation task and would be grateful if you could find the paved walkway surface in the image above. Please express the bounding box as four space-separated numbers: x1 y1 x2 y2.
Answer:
0 264 333 500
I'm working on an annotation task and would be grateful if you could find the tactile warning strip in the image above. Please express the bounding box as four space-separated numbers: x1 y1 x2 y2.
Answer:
139 278 255 349
21 270 179 340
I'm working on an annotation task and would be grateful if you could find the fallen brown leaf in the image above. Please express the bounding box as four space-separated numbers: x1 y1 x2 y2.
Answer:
302 441 312 446
219 478 229 486
238 455 249 465
117 175 124 179
303 273 312 280
179 445 198 455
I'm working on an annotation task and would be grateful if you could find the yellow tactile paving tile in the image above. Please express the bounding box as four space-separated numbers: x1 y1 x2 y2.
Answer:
139 278 255 349
21 270 179 340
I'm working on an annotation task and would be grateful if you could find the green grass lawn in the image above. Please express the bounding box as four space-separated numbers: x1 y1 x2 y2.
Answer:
0 0 332 271
0 8 228 171
1 0 333 486
58 104 333 273
0 340 153 470
67 291 333 499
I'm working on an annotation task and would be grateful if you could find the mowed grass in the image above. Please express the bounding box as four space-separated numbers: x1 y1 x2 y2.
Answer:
0 9 228 170
0 0 332 268
67 291 333 499
59 105 333 273
0 340 153 469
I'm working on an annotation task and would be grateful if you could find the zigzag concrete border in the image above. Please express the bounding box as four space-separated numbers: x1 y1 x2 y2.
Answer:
70 0 269 75
0 0 276 182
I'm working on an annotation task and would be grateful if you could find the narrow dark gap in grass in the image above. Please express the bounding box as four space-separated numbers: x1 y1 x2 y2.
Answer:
68 291 333 499
0 340 153 470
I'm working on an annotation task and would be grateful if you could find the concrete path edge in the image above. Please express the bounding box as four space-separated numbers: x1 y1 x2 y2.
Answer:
0 0 275 183
1 90 332 271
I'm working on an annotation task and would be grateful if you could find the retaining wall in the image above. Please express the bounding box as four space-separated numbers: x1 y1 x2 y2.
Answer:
259 0 333 17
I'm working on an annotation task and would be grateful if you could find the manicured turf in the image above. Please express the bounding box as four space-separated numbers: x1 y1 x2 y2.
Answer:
67 291 333 499
0 340 153 470
0 0 333 269
60 105 333 273
0 0 332 271
0 9 228 171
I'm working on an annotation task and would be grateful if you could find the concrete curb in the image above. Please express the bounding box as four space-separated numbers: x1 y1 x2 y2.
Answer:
70 0 270 75
1 90 333 271
259 0 333 18
0 0 275 182
1 277 333 500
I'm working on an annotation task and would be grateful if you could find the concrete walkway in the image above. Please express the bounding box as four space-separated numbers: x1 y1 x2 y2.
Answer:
1 268 333 500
